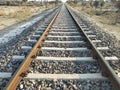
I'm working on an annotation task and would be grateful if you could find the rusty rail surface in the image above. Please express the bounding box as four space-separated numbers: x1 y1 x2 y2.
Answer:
66 5 120 90
5 5 120 90
5 7 61 90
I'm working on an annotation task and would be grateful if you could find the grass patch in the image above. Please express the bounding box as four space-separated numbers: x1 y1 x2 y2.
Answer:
9 8 33 21
0 11 7 16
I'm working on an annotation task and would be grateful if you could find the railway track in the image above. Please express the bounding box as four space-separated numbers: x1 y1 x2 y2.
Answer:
0 6 60 89
2 5 120 90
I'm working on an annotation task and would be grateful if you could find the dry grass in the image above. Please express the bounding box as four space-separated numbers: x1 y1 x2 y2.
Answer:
69 3 120 40
0 6 47 21
101 12 118 24
86 8 97 15
0 11 6 16
0 5 51 30
73 2 120 25
9 8 33 21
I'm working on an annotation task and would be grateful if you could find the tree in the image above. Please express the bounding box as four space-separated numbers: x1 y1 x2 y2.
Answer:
116 1 120 9
6 1 11 6
41 0 43 6
93 1 99 8
22 0 27 2
89 0 94 8
111 0 116 2
55 0 58 6
45 0 48 8
114 1 120 24
100 0 105 9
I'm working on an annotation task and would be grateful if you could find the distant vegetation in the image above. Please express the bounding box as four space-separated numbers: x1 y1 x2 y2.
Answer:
67 0 120 25
2 0 61 7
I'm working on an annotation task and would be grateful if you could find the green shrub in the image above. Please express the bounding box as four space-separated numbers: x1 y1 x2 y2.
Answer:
100 1 105 8
116 1 120 11
22 0 27 2
6 1 11 6
93 1 99 8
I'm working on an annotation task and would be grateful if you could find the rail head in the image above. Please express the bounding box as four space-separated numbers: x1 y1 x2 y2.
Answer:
5 6 62 90
66 5 120 90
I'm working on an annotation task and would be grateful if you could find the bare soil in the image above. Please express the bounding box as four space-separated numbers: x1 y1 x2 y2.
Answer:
0 5 53 30
69 3 120 40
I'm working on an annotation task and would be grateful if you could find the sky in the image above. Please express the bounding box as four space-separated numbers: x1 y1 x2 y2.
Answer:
61 0 67 3
28 0 67 3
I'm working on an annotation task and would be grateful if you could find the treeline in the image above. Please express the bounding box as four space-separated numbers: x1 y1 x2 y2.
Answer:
67 0 120 10
0 0 62 6
67 0 120 24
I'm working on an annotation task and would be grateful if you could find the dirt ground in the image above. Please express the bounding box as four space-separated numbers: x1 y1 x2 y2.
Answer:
69 3 120 40
0 5 53 30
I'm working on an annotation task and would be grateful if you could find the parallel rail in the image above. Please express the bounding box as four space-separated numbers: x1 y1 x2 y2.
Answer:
66 5 120 90
5 5 120 90
5 7 61 90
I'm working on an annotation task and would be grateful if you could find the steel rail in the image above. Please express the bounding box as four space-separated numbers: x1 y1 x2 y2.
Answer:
5 7 61 90
66 5 120 90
